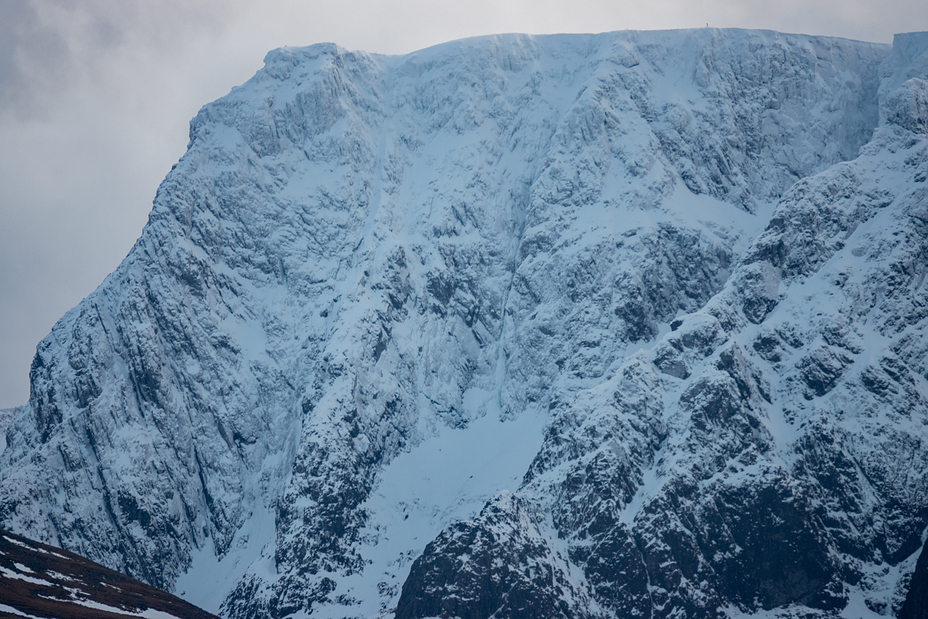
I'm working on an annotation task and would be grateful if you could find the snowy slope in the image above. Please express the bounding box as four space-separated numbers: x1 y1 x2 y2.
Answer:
2 27 926 619
401 31 928 619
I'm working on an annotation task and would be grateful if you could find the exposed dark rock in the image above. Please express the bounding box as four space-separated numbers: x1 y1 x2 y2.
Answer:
901 539 928 619
396 493 589 619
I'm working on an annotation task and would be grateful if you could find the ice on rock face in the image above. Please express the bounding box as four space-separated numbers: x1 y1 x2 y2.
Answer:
2 27 928 619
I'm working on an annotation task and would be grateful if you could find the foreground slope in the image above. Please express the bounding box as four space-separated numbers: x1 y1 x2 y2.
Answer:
0 528 217 619
2 27 926 619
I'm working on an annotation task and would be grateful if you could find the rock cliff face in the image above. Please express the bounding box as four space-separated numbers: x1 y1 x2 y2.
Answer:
1 28 926 619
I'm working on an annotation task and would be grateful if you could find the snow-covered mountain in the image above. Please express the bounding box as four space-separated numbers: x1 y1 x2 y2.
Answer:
1 27 927 619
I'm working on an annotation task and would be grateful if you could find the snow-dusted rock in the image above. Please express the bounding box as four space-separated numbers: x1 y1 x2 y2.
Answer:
2 27 927 619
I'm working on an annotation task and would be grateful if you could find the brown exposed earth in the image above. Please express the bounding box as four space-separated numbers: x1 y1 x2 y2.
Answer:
0 528 217 619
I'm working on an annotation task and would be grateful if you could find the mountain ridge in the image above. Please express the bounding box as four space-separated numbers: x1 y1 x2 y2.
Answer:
1 27 926 619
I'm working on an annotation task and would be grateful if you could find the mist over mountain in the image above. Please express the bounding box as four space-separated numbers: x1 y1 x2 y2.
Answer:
1 27 927 619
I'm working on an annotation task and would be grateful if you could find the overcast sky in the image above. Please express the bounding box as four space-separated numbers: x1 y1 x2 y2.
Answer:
1 0 926 408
